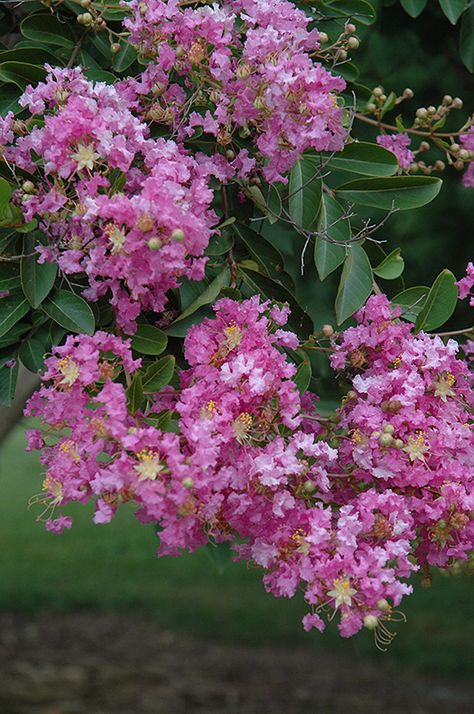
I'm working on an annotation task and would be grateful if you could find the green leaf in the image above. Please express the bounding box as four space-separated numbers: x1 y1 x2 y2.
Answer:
329 0 377 24
294 358 312 394
400 0 428 17
19 337 45 373
205 542 233 574
20 14 76 49
325 141 398 177
336 176 442 210
335 244 373 324
0 61 46 90
142 356 176 393
288 158 322 230
0 177 12 209
0 321 30 348
0 47 62 67
0 292 30 338
112 42 137 72
0 359 18 406
42 290 95 335
414 270 458 332
392 286 429 322
460 5 474 72
232 223 286 283
373 248 405 280
127 374 144 414
131 325 168 356
205 231 234 256
0 84 22 115
145 410 180 433
0 261 20 291
314 195 351 280
439 0 467 24
20 234 57 308
173 269 228 324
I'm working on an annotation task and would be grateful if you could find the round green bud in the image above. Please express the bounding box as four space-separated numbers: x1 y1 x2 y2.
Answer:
111 43 121 54
427 105 436 114
373 87 383 98
434 160 445 171
366 103 376 113
175 45 185 59
377 598 390 612
383 424 395 435
363 615 378 631
322 324 334 337
380 94 387 103
338 49 348 61
459 149 470 161
416 107 428 119
347 37 359 50
394 439 404 450
79 12 93 26
226 149 235 161
443 95 453 106
303 480 317 494
379 433 394 448
147 237 162 250
22 180 35 194
171 228 185 242
182 477 194 489
371 431 381 439
318 32 329 44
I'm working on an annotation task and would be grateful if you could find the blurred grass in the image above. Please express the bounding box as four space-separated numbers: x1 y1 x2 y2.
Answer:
0 423 473 678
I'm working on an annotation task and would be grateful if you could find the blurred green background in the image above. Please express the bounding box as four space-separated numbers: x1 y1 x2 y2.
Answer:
0 0 472 685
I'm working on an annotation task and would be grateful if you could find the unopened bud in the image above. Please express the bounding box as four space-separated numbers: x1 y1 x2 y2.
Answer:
81 0 91 6
403 87 414 99
452 97 463 109
459 149 471 161
182 477 194 489
171 228 185 242
253 95 266 110
236 64 252 80
318 32 329 44
442 95 453 106
338 49 347 61
377 598 390 612
383 424 395 435
347 390 357 400
78 12 93 26
364 615 378 630
366 103 376 113
322 324 334 337
420 576 432 589
175 45 185 59
346 23 357 34
373 87 383 98
137 214 154 232
451 143 460 153
303 480 317 494
427 105 436 114
394 438 404 450
434 160 445 171
419 141 430 152
22 180 35 194
111 43 121 54
147 237 162 250
347 36 359 50
96 17 107 31
454 159 465 171
380 94 387 103
416 107 428 119
226 149 235 161
379 433 394 448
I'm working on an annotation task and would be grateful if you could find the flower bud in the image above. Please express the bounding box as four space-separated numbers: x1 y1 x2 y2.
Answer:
459 149 471 161
175 45 185 59
454 159 464 171
137 214 154 232
434 160 445 171
427 105 436 114
236 64 252 80
171 228 185 242
416 107 428 119
347 37 359 50
346 23 357 34
403 88 414 99
111 43 121 54
226 149 235 161
373 87 383 98
338 49 348 61
363 615 378 631
22 180 35 194
394 439 404 450
452 97 463 109
380 94 387 103
383 424 395 435
419 141 430 152
253 95 266 110
96 17 107 31
451 143 460 153
322 324 334 337
366 103 376 113
377 598 390 612
303 480 317 494
81 0 91 6
347 390 357 400
379 433 393 448
442 95 453 105
318 32 329 44
182 477 194 489
147 237 162 250
78 12 93 26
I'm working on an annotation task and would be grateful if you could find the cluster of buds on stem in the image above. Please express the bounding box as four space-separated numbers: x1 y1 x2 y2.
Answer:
317 22 360 64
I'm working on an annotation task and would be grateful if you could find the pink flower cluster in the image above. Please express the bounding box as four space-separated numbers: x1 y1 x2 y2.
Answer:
26 296 474 642
1 67 217 332
376 133 414 170
458 261 474 307
124 0 346 181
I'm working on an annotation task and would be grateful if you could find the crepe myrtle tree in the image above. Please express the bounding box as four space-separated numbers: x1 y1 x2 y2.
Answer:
0 0 473 648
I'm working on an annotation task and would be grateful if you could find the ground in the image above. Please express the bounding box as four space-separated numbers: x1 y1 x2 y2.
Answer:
1 611 473 714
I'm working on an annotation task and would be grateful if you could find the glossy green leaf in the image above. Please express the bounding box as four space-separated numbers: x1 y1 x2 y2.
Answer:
460 5 474 72
0 359 18 406
289 158 322 230
127 374 144 414
415 270 459 332
233 223 286 282
19 337 45 373
373 248 405 280
335 244 373 324
112 42 137 72
21 235 57 308
336 176 442 210
0 47 62 66
329 1 377 24
131 325 168 355
145 410 180 433
42 290 95 335
0 61 46 90
439 0 467 24
0 321 30 348
0 84 21 115
294 358 312 394
400 0 427 17
0 177 12 209
325 141 398 177
0 292 30 338
392 286 429 322
21 14 76 49
173 269 228 323
314 195 351 280
142 356 176 393
205 542 233 574
0 261 20 291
